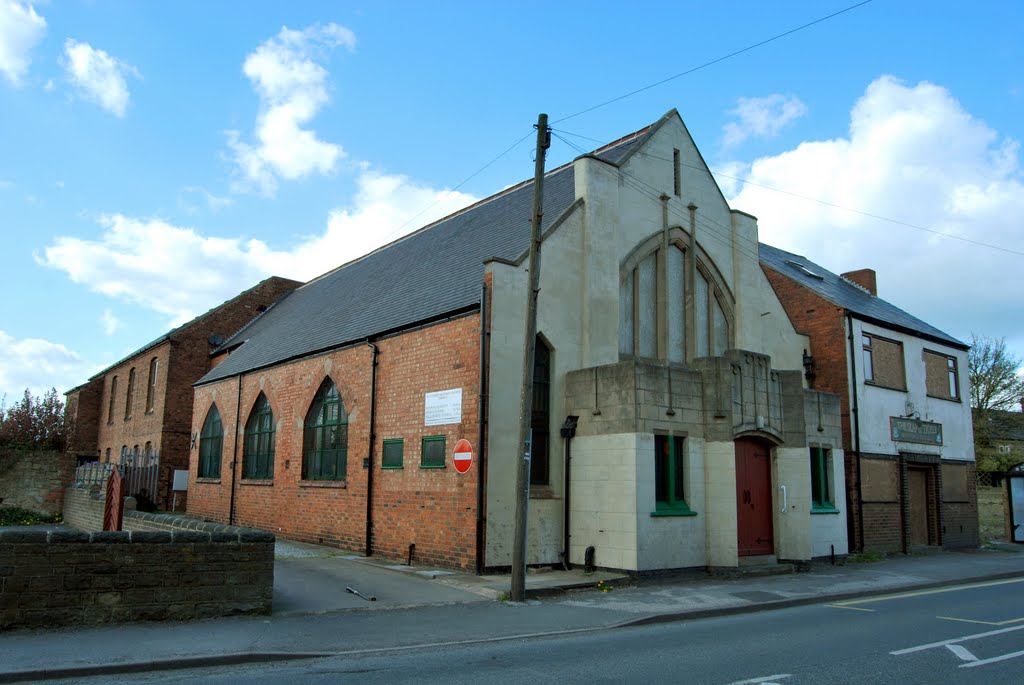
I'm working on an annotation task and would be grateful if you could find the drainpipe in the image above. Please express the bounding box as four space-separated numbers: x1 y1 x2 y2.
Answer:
365 340 379 558
846 314 864 552
228 373 242 526
476 283 489 574
560 415 579 569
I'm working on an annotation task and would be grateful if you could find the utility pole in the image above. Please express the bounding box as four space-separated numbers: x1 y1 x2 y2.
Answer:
511 113 550 602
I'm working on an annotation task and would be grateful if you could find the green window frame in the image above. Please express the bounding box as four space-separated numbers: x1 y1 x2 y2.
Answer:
653 434 694 516
198 405 222 479
421 435 446 468
810 446 838 513
243 393 275 479
382 439 403 469
303 379 347 481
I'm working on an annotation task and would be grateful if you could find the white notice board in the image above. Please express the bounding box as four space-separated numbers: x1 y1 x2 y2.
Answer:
424 388 462 426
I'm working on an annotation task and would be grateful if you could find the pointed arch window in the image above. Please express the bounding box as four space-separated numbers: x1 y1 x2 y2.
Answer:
243 394 275 479
619 241 731 362
125 368 136 419
303 379 347 481
531 336 551 485
199 405 223 479
145 357 159 412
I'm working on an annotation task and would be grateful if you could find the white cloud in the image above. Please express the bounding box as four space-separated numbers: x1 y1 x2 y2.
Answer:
722 94 808 148
0 0 45 86
228 23 355 196
39 168 477 327
62 39 139 117
0 330 93 401
100 309 120 336
729 75 1024 355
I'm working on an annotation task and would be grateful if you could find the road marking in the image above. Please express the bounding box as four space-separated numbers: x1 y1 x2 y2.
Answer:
946 644 978 662
833 577 1024 609
960 648 1024 668
891 623 1024 655
726 675 791 685
826 604 874 612
938 615 1024 626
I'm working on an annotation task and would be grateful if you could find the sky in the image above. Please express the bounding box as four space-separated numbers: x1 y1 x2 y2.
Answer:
1 0 1022 403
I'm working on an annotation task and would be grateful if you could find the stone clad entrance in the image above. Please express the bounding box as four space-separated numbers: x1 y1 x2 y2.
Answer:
736 437 774 556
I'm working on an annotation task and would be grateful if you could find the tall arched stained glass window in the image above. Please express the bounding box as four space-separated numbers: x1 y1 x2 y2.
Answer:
303 379 347 481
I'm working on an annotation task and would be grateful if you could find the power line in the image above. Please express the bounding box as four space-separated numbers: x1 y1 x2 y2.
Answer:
378 129 536 243
551 1 874 125
552 128 1024 258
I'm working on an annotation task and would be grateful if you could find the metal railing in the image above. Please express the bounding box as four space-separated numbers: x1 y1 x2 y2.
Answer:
73 449 161 505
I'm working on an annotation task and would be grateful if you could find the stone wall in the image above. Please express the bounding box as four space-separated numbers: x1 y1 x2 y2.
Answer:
0 526 273 630
978 485 1007 541
0 449 76 515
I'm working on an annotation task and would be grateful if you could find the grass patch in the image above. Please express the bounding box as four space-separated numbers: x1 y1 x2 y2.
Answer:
847 550 886 564
0 506 62 526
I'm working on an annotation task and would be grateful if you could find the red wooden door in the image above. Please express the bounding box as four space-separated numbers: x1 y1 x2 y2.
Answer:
735 438 774 556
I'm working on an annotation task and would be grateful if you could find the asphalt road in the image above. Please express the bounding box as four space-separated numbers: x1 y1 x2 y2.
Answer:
58 576 1024 684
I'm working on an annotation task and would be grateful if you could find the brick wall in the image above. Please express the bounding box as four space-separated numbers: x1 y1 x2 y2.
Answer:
187 313 482 570
65 378 103 458
977 485 1007 541
73 277 300 511
0 449 76 515
0 527 273 630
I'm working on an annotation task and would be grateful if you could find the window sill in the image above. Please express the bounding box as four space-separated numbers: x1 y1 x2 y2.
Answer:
419 464 446 469
299 480 347 488
925 393 961 403
651 508 697 517
530 486 556 499
196 477 221 484
381 465 403 470
863 381 907 393
240 479 274 486
811 505 840 514
144 409 155 416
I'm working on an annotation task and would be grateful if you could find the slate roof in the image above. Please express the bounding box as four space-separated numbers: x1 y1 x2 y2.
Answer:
759 243 966 349
197 127 651 386
974 409 1024 442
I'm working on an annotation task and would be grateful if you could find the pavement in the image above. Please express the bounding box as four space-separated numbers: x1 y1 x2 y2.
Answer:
1 540 1023 683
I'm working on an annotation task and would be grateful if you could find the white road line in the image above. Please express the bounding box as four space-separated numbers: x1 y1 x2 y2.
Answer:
960 648 1024 668
946 644 978 662
891 623 1024 655
726 675 792 685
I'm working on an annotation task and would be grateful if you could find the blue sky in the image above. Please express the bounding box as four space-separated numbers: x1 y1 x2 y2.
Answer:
1 0 1022 402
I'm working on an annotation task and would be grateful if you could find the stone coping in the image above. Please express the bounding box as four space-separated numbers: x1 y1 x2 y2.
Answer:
0 528 274 543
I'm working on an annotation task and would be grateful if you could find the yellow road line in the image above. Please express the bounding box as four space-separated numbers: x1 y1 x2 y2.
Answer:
938 615 1024 627
830 577 1024 608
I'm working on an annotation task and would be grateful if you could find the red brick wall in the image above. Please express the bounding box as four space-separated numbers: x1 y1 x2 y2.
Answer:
73 277 300 510
65 378 103 458
187 314 482 570
95 341 173 464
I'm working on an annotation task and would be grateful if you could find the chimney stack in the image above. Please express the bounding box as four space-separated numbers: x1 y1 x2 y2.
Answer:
841 268 877 296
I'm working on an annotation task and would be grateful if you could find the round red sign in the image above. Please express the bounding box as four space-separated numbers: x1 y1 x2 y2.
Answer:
452 439 473 474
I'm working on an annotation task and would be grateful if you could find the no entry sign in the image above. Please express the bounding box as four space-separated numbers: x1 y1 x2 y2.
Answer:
452 439 473 474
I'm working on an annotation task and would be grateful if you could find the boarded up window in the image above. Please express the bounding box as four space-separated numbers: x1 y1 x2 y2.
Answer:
924 350 959 400
861 458 899 501
942 463 970 502
865 335 905 390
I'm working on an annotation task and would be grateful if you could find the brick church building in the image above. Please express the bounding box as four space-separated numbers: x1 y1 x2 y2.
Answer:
187 110 852 572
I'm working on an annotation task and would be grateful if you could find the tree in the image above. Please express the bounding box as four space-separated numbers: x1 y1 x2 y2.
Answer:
969 334 1024 413
0 388 66 450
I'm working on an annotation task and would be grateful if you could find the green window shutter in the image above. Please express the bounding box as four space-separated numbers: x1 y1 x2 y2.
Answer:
421 436 446 468
382 439 404 469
